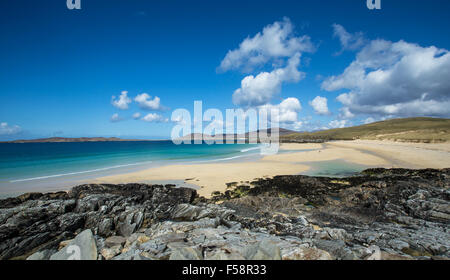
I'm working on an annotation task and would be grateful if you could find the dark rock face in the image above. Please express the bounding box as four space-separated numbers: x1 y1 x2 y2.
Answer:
0 168 449 260
213 168 450 259
0 184 195 260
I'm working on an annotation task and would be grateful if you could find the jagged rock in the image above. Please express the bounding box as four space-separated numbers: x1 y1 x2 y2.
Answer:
134 254 153 260
321 228 351 241
50 229 97 260
243 240 281 260
205 249 246 260
112 248 142 260
98 218 113 236
282 247 333 260
314 240 357 260
101 245 122 260
0 183 196 260
117 211 141 237
378 251 414 260
58 239 74 250
105 236 126 248
1 169 449 260
139 240 167 255
388 239 410 251
171 204 202 221
297 216 309 226
26 249 55 260
169 247 203 260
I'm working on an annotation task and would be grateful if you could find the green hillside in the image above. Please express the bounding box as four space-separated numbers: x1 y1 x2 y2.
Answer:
281 117 450 143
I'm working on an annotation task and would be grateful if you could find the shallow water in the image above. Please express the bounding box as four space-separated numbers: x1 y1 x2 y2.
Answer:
301 159 369 177
0 142 370 198
0 141 261 196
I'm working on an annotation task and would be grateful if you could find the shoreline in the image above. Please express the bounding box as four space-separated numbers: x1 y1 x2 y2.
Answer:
1 140 449 199
2 168 449 260
93 140 450 198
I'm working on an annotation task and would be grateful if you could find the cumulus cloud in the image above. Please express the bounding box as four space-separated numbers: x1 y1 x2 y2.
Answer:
132 112 142 120
259 97 302 126
323 34 450 118
232 53 304 106
141 113 168 123
332 24 366 53
362 117 376 124
338 107 355 119
220 18 314 109
218 18 314 72
309 96 330 115
0 122 21 135
328 119 349 129
134 93 163 111
110 113 122 123
111 91 132 110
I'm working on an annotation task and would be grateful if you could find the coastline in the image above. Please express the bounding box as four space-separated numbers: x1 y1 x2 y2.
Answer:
1 141 450 260
2 168 449 260
93 140 450 198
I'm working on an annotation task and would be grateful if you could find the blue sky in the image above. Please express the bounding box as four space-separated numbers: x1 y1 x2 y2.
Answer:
1 0 449 140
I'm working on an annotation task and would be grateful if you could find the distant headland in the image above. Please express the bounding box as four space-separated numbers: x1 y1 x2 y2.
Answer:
0 137 154 143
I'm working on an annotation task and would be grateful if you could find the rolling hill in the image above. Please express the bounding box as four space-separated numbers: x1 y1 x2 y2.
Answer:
281 117 450 143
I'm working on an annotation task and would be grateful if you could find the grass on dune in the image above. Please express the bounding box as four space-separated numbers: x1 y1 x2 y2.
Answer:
281 117 450 143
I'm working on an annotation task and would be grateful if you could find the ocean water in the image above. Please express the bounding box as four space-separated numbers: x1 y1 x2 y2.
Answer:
302 160 369 177
0 141 261 196
0 141 370 198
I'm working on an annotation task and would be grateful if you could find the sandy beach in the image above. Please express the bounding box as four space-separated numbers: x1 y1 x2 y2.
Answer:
94 140 450 198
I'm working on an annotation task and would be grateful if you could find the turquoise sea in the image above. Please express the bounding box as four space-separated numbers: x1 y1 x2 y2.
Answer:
0 141 261 197
0 141 368 198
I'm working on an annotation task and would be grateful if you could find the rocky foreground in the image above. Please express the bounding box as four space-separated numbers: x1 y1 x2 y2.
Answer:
0 168 449 260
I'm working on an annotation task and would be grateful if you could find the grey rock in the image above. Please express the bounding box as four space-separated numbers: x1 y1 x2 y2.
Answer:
1 169 450 261
243 240 281 260
105 236 126 248
171 204 202 221
118 213 137 237
26 249 55 260
388 239 410 251
134 254 153 260
169 247 203 260
98 218 113 237
314 240 357 260
297 216 309 226
101 245 122 260
282 247 333 260
112 248 142 260
139 240 167 255
50 229 97 260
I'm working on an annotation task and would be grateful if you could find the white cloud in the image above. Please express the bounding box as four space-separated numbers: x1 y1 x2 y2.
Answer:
332 24 365 53
141 113 168 123
363 117 376 124
0 122 21 135
259 97 302 124
110 113 122 123
232 53 304 106
323 33 450 118
218 18 314 72
134 93 163 111
328 119 349 129
290 121 303 131
111 91 132 110
309 96 330 115
338 107 355 119
132 112 141 120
